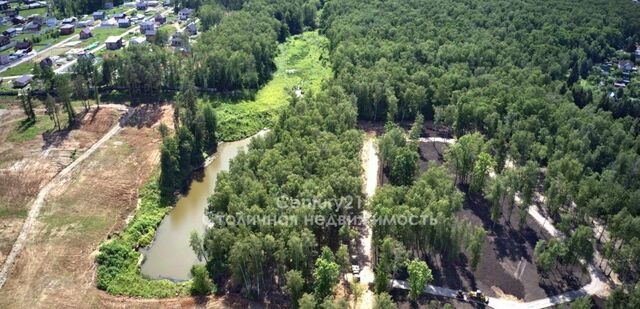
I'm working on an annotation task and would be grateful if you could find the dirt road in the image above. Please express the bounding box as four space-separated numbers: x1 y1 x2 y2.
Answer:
356 132 378 309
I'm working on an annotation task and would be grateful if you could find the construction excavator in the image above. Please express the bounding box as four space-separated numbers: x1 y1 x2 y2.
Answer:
468 289 490 304
456 289 489 305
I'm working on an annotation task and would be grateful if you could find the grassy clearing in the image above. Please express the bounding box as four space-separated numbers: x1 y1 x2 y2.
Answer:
0 61 34 77
96 178 191 297
0 208 28 219
7 115 57 142
79 27 128 48
0 103 6 109
211 30 331 141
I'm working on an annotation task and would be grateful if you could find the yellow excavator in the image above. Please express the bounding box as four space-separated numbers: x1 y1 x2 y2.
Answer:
467 289 490 304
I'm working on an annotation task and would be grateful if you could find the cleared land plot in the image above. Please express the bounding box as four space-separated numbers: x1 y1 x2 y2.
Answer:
0 105 171 308
0 105 122 266
406 140 591 302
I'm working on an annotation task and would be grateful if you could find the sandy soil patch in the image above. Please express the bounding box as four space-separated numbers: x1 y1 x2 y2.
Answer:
0 106 122 266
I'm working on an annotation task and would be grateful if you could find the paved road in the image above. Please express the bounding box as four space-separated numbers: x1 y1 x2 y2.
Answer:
0 106 133 289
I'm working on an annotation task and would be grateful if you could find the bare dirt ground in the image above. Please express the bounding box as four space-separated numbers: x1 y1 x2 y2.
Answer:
413 140 591 302
0 105 122 267
0 104 180 308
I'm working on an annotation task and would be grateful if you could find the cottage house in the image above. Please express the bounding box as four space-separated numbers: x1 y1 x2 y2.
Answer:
104 2 114 9
24 22 40 32
154 14 166 24
100 18 117 27
80 28 92 39
12 15 26 25
130 36 146 45
13 75 32 88
39 57 53 69
60 23 75 35
618 60 634 73
28 14 44 25
186 22 197 35
5 10 18 18
62 17 77 25
178 8 193 20
136 1 147 10
3 28 16 37
118 18 130 28
78 19 94 27
0 35 10 47
46 17 58 27
140 20 154 32
0 55 11 65
93 11 106 20
14 40 32 52
113 13 126 20
144 29 156 40
105 36 123 50
0 1 9 10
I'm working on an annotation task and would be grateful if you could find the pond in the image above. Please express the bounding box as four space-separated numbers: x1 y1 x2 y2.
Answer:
140 131 265 281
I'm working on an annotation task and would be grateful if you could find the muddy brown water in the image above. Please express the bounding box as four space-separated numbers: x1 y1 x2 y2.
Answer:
140 132 265 281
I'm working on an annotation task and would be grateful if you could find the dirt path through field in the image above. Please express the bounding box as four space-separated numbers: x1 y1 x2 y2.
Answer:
0 107 133 289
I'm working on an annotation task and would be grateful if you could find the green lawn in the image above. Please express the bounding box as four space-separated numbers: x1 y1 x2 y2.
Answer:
79 27 128 48
7 115 57 143
212 30 332 141
19 7 47 16
0 61 34 77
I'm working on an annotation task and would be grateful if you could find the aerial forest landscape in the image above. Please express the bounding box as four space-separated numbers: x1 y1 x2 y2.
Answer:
0 0 639 308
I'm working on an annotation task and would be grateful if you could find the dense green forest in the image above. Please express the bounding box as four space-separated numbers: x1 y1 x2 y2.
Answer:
323 0 640 283
66 0 640 306
194 86 362 302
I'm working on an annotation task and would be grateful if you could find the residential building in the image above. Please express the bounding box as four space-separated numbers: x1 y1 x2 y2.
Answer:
100 18 117 27
12 15 26 24
0 55 11 65
93 11 106 20
23 22 40 32
163 0 171 6
0 35 9 47
144 29 156 40
178 8 193 20
46 17 58 27
140 20 155 32
171 32 183 47
136 1 147 10
105 36 123 50
118 18 131 28
39 57 53 69
186 22 197 35
80 28 92 39
0 1 9 10
62 17 77 25
14 40 32 52
113 13 126 20
3 28 16 37
60 23 75 35
13 75 32 88
104 2 114 9
154 14 166 24
130 36 146 45
78 19 94 27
